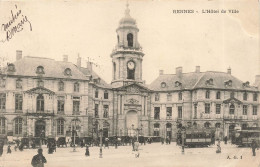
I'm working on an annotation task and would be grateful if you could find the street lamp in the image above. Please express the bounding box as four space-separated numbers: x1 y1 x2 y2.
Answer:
99 128 103 158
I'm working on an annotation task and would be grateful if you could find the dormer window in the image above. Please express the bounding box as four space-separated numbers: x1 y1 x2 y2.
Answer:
37 80 44 87
161 82 166 88
205 78 214 86
243 81 250 87
64 68 72 76
7 63 15 72
16 78 22 89
175 81 182 87
224 80 232 87
36 66 44 74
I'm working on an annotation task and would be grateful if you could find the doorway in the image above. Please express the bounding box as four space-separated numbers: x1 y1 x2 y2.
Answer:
126 110 138 136
35 120 46 137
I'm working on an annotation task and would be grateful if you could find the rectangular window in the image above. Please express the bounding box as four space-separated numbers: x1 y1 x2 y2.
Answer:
216 91 221 99
103 105 109 118
0 118 5 134
104 92 109 99
167 94 172 101
57 119 64 135
154 107 160 120
178 106 182 119
253 93 258 101
95 104 99 118
15 94 23 111
57 96 65 113
95 90 99 98
216 104 221 114
155 94 160 101
153 130 159 136
243 105 248 115
15 118 22 135
205 103 210 114
73 97 80 115
166 107 172 119
253 106 257 115
194 104 197 119
0 94 6 110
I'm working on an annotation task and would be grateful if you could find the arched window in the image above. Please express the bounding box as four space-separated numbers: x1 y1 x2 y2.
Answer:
155 93 160 101
229 104 235 115
0 118 5 134
243 92 247 101
205 90 210 99
216 91 221 99
37 94 44 112
242 124 247 130
36 66 44 74
14 117 23 135
178 92 182 100
127 33 133 47
215 123 221 128
204 122 211 128
37 80 44 87
74 82 79 92
57 118 64 135
16 78 22 89
153 123 160 136
58 81 64 91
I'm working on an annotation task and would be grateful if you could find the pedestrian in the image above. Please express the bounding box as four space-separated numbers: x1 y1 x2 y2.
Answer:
251 139 258 156
104 138 109 149
19 144 24 151
161 137 164 145
216 139 221 153
7 145 11 154
14 145 17 151
31 148 47 167
0 143 4 157
224 136 227 145
131 138 135 151
85 146 90 156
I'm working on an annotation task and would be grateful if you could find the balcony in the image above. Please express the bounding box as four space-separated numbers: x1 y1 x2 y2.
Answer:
72 111 80 115
26 110 54 117
166 116 172 120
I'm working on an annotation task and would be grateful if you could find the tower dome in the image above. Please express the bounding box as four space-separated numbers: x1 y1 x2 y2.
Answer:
118 3 138 29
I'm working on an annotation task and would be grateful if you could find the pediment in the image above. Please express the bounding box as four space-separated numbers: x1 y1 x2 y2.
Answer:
26 86 55 95
223 97 242 104
115 83 150 93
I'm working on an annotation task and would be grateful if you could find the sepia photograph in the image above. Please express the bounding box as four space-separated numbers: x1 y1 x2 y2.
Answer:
0 0 259 166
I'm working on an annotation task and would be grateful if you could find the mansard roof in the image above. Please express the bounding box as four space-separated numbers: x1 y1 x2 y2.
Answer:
149 71 258 92
79 67 112 89
6 56 87 80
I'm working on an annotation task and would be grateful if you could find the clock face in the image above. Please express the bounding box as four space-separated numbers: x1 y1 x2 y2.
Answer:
127 61 135 70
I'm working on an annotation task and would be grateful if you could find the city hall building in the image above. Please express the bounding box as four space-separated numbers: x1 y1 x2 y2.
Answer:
0 5 259 141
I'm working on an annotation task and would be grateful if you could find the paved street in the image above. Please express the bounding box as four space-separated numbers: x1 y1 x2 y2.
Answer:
0 142 259 167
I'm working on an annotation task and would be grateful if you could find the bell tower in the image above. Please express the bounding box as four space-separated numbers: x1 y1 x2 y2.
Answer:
111 3 144 87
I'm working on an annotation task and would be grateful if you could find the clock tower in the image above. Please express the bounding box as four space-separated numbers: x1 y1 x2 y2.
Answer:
111 3 144 87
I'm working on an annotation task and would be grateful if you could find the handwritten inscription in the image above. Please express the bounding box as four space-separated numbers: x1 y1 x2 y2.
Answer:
1 5 32 43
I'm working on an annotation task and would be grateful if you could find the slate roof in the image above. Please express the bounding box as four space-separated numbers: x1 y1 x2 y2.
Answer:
148 71 258 92
6 56 88 80
79 67 112 89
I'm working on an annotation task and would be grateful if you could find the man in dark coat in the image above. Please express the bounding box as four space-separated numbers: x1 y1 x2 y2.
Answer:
224 136 228 144
85 146 90 156
31 148 47 167
0 143 3 157
251 139 258 156
7 145 11 154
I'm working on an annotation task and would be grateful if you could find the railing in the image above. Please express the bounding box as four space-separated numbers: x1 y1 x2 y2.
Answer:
26 110 55 117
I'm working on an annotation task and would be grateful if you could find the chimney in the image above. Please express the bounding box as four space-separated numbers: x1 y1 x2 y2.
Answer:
255 75 260 90
16 50 22 60
227 67 231 74
195 66 200 73
63 55 68 62
87 61 92 73
159 70 164 75
176 67 183 77
77 55 81 67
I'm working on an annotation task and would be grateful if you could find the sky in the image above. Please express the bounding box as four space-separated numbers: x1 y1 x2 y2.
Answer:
0 0 259 85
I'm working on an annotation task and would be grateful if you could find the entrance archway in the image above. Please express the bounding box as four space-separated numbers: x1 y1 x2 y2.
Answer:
35 120 46 137
126 110 138 136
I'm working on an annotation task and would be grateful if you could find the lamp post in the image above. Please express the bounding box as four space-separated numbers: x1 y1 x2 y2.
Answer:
181 127 185 154
99 128 103 158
